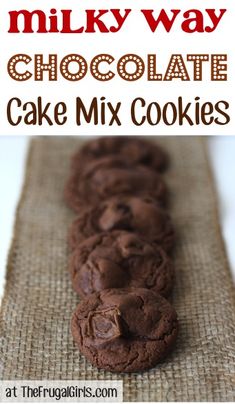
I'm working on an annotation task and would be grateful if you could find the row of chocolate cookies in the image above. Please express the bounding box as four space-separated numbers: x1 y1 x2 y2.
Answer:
65 137 178 373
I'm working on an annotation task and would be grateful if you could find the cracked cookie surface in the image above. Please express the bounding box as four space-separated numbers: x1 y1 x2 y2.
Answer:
69 231 174 298
71 288 178 373
68 195 174 252
71 136 169 173
65 156 168 211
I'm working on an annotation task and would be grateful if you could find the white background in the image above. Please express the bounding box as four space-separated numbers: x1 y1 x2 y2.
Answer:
0 2 235 300
0 136 235 303
0 0 234 135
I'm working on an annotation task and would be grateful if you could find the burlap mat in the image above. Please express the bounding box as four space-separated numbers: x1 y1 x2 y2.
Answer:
0 137 235 401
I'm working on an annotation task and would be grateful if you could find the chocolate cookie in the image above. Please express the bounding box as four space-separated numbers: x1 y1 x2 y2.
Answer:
68 196 174 252
71 136 169 173
65 156 168 211
69 231 174 298
71 288 178 372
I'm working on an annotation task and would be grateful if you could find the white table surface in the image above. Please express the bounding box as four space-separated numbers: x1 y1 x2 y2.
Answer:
0 137 235 303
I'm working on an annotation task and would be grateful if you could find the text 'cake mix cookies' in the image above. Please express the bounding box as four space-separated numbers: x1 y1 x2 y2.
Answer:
71 288 178 373
64 136 178 373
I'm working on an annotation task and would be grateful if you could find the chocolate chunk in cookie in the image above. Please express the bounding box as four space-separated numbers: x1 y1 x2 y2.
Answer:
69 231 174 298
68 196 174 252
71 288 178 372
71 136 169 173
65 156 168 211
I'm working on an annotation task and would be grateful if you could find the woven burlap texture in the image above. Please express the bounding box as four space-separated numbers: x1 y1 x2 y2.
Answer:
0 137 235 401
